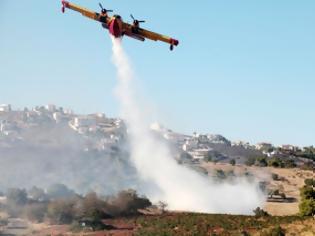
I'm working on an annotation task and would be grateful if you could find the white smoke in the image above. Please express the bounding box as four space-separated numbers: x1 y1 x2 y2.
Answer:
111 37 265 214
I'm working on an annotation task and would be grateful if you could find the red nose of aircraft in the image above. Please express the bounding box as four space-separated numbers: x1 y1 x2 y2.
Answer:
109 18 122 38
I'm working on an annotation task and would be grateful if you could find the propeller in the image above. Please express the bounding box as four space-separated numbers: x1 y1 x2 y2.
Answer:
130 14 145 25
99 3 113 14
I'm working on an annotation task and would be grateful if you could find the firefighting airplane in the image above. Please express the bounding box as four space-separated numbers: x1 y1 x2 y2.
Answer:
61 1 179 50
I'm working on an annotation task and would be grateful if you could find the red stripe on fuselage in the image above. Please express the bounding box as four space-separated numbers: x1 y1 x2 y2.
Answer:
109 18 122 38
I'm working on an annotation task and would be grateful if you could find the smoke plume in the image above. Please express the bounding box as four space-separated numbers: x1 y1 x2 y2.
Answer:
111 37 265 214
0 122 139 195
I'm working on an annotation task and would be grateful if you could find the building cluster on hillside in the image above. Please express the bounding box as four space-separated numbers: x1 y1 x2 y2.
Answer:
150 122 314 165
151 124 230 160
0 104 313 163
254 142 307 157
231 140 253 149
0 104 126 153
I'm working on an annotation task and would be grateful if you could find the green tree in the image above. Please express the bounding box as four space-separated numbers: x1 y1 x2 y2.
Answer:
229 159 236 166
204 154 212 162
47 184 76 200
304 178 315 187
77 192 108 221
6 188 28 206
256 157 268 167
300 161 315 171
283 159 297 168
157 201 168 214
253 207 269 217
25 203 47 222
28 186 47 202
268 158 281 168
300 185 315 200
245 157 255 166
47 198 77 224
215 169 226 179
299 198 315 216
105 190 152 217
299 185 315 216
271 173 279 181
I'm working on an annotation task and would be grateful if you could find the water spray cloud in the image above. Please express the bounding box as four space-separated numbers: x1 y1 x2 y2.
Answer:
111 37 265 214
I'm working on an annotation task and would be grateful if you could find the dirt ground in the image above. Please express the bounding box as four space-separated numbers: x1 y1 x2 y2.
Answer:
201 162 315 216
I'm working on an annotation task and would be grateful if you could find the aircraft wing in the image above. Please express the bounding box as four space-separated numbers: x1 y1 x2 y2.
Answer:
62 0 107 24
122 22 179 49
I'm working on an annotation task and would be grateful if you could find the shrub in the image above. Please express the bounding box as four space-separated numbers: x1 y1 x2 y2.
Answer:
300 185 315 200
300 161 315 171
179 152 193 162
263 225 285 236
256 157 268 167
272 189 280 197
204 154 212 162
304 178 315 187
299 185 315 216
271 173 279 181
47 183 76 200
245 157 255 166
215 169 226 179
28 186 48 202
253 207 269 217
280 193 286 199
259 181 267 193
282 159 297 168
268 158 281 168
105 190 152 217
76 192 109 221
229 159 236 166
157 201 168 213
47 198 77 224
24 203 47 222
299 198 315 216
240 231 250 236
226 170 236 179
6 188 28 206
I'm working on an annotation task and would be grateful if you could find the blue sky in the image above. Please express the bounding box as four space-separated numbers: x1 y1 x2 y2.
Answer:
0 0 314 146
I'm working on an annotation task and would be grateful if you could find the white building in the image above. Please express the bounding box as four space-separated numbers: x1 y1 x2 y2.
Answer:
188 148 212 160
63 109 74 115
73 116 96 127
0 121 17 136
0 104 11 112
95 113 106 119
281 144 298 152
45 104 56 112
182 138 199 151
53 112 69 123
255 142 273 150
